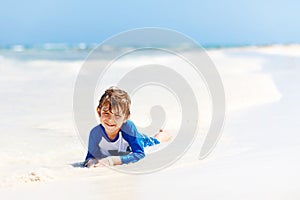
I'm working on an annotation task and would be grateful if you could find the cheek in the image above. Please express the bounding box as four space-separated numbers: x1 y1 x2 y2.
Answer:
115 121 123 127
115 118 125 127
99 116 106 123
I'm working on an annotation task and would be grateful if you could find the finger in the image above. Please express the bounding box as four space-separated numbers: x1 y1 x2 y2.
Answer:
94 162 104 167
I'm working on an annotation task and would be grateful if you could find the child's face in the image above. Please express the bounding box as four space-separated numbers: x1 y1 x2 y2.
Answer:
98 104 128 136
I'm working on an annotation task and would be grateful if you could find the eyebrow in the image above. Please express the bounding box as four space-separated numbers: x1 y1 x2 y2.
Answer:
101 107 123 116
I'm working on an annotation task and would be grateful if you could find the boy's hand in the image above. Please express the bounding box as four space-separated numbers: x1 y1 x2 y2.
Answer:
86 158 112 167
86 158 99 168
94 158 111 167
87 157 122 168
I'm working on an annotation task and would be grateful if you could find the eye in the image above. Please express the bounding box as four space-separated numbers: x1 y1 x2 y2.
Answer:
102 112 110 116
115 115 121 119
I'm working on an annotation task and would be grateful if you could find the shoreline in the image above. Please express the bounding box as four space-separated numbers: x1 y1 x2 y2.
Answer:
0 45 299 199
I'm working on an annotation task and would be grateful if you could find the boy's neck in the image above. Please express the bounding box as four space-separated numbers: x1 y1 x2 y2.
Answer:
106 129 120 141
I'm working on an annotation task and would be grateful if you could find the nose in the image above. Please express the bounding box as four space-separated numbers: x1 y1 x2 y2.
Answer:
107 113 116 122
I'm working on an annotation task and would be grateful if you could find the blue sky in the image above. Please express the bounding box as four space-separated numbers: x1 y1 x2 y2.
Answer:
1 0 300 46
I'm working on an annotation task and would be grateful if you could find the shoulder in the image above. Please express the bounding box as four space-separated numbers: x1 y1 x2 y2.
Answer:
91 124 100 132
121 120 137 133
123 119 135 127
121 120 145 141
90 124 104 137
121 120 145 153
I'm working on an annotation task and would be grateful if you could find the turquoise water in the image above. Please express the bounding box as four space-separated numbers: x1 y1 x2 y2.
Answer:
0 43 255 61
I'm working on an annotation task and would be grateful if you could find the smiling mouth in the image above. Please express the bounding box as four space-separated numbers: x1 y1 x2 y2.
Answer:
105 122 116 127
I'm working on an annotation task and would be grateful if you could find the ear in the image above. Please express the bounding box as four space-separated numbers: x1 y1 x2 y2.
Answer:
96 107 101 117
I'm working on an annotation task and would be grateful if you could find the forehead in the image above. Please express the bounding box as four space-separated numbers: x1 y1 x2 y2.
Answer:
101 104 123 115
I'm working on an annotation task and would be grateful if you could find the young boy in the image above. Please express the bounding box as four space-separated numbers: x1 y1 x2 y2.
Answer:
84 86 171 168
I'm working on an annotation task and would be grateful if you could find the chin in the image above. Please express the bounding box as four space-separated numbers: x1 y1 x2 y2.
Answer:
104 125 118 132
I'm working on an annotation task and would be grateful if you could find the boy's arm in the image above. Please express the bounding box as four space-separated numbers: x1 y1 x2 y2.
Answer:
84 126 103 166
119 120 148 164
141 133 160 147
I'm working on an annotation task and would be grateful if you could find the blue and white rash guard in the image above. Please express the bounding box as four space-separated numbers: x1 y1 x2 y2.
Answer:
85 120 160 165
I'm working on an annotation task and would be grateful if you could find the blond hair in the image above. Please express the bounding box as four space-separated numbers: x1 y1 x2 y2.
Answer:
98 86 131 117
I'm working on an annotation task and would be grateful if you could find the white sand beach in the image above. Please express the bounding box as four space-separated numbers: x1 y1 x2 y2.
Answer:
0 45 299 199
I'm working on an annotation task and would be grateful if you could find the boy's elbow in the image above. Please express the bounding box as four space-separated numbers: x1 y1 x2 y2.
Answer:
121 152 145 164
130 152 145 163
